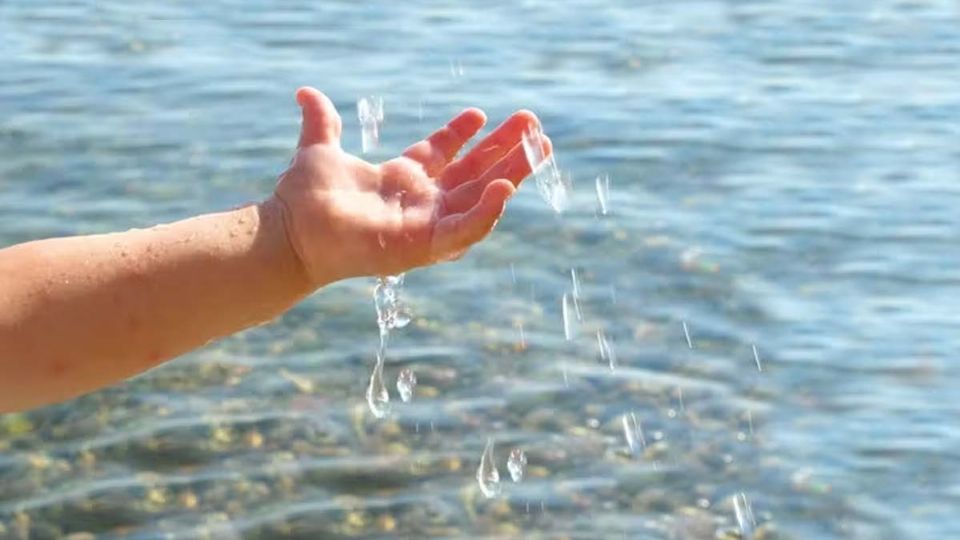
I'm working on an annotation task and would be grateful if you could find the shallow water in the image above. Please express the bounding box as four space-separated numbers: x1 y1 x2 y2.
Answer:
1 0 959 538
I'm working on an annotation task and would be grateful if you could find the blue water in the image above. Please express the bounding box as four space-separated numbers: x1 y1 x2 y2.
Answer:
2 1 960 538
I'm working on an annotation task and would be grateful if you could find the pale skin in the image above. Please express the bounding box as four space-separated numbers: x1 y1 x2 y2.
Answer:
0 87 551 413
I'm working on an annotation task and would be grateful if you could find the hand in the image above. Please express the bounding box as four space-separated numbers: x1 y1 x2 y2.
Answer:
272 87 551 285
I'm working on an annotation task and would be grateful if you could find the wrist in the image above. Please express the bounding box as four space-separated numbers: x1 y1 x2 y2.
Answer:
254 197 316 301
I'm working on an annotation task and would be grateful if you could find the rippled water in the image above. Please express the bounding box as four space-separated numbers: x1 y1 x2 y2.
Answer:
2 1 959 538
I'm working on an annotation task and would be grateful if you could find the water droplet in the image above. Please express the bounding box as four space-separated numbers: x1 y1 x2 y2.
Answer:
476 437 501 498
393 307 412 329
357 96 384 154
597 328 616 370
595 174 611 215
682 320 693 349
449 58 465 77
516 321 527 351
569 268 583 321
562 293 577 341
732 492 756 540
507 448 527 482
365 359 390 418
752 344 763 372
521 126 568 213
622 412 645 456
396 368 417 402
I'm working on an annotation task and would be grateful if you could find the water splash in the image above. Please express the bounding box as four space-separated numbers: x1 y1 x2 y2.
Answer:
521 126 568 213
597 328 616 370
366 275 412 418
595 174 611 215
374 275 411 332
507 448 527 482
396 368 417 403
622 412 646 457
732 492 756 540
476 437 501 498
357 96 384 154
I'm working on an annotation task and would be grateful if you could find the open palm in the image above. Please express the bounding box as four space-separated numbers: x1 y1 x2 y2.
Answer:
274 87 551 285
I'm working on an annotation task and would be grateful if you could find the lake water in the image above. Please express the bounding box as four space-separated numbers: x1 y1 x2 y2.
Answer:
2 1 959 538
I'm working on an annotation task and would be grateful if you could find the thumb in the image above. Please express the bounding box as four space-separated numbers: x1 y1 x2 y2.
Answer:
296 87 342 148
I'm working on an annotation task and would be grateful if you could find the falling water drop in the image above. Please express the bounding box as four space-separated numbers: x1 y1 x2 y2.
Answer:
507 448 527 482
597 328 617 370
622 412 646 457
752 344 763 372
682 320 693 349
393 307 412 329
595 174 611 215
476 438 501 498
562 293 577 340
357 96 384 154
449 58 465 77
365 359 390 418
396 368 417 402
521 126 568 213
569 268 583 321
732 492 756 540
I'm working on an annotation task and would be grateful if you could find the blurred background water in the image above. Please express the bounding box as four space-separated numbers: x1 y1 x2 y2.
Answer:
1 0 959 538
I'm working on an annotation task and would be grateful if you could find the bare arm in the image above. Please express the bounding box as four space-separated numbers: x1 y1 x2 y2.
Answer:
0 87 551 412
0 199 310 411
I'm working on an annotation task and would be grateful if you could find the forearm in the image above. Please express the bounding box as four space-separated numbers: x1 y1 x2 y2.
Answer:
0 197 312 411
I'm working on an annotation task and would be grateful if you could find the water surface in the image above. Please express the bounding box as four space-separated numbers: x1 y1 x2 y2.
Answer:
1 1 959 538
